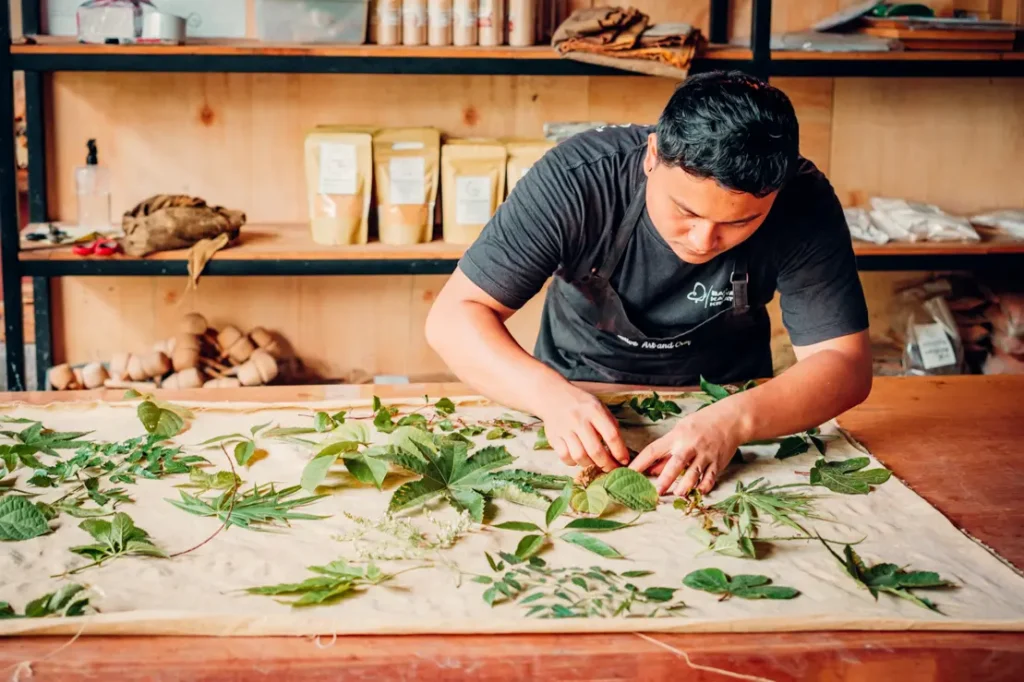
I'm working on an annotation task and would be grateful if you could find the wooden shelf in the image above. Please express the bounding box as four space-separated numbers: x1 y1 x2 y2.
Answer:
17 223 1024 276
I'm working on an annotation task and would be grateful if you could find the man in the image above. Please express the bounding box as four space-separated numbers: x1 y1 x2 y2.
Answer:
425 71 872 497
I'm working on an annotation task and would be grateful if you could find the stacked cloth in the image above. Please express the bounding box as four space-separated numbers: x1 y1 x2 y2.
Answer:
552 7 704 78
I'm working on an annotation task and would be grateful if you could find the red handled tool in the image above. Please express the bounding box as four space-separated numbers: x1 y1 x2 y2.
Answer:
72 239 121 257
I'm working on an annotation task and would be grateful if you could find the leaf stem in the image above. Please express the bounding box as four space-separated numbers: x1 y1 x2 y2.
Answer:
168 445 238 559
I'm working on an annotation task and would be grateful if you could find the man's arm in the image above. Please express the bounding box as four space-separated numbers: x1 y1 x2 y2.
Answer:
425 150 629 472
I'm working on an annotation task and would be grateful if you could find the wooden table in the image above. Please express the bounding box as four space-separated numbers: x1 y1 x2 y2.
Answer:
2 376 1023 681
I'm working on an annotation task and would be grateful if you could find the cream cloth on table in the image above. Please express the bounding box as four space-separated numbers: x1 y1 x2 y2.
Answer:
2 395 1023 637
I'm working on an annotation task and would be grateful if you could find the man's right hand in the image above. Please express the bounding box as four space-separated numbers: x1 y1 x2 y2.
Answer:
535 385 630 472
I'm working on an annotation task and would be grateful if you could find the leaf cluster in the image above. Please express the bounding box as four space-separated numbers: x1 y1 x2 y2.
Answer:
0 495 51 541
168 482 326 530
691 377 758 409
477 553 684 618
0 583 91 619
0 422 92 458
683 568 799 601
68 512 166 574
608 392 682 424
820 538 953 612
810 457 892 495
300 423 393 492
493 486 629 560
246 559 394 607
124 390 194 439
199 422 274 467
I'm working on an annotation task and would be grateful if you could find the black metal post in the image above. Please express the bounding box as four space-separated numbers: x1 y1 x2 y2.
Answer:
22 0 41 36
0 0 26 391
32 276 50 389
709 0 729 44
751 0 773 79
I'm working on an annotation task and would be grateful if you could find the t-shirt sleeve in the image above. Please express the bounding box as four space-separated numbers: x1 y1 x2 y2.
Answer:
458 151 584 310
775 179 869 347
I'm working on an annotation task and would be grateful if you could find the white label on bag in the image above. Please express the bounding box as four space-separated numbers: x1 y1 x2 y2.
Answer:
389 157 426 205
455 176 493 224
318 143 357 195
914 323 957 370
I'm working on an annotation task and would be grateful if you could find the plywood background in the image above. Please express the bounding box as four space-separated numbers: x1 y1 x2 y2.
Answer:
30 1 1024 381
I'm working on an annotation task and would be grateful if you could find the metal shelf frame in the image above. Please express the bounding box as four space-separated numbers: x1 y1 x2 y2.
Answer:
2 0 1022 390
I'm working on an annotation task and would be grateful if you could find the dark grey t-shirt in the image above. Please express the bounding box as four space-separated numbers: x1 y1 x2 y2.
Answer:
459 124 868 369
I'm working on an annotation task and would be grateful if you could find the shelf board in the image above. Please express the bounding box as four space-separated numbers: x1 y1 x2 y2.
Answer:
10 38 1023 77
17 223 1024 276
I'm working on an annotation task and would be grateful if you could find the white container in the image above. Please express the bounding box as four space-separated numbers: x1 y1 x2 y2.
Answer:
75 140 111 230
402 0 427 45
507 0 534 46
376 0 402 44
453 0 478 46
477 0 504 46
257 0 370 44
427 0 452 46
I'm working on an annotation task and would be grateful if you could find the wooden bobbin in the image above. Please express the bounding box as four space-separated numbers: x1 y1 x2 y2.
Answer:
236 349 278 386
103 378 158 391
249 326 282 357
126 354 147 382
180 312 209 336
203 377 241 389
108 352 130 382
163 367 205 390
153 336 177 356
172 346 201 372
48 363 76 390
81 362 109 390
72 368 85 389
141 351 171 378
217 325 256 365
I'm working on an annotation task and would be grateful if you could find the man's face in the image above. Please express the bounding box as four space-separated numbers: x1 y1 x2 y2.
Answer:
643 133 778 265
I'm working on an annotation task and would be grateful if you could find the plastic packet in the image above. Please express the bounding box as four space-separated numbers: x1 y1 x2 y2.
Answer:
899 293 964 376
970 209 1024 239
869 197 980 243
844 207 889 245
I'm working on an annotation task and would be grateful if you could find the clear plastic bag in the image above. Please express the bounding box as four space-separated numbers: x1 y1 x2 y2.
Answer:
971 209 1024 239
844 207 889 245
869 197 980 243
899 294 964 376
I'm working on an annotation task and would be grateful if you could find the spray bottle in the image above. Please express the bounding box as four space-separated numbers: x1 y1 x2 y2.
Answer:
75 139 111 229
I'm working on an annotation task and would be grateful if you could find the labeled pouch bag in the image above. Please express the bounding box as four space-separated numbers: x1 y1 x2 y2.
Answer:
505 139 555 196
304 126 375 246
373 128 440 245
441 140 507 245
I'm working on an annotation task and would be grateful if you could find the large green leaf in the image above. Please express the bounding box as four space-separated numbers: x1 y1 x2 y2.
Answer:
389 426 436 460
810 458 892 495
601 468 658 512
490 481 553 510
570 483 610 516
683 568 798 600
137 401 184 439
561 532 623 559
514 534 547 560
299 441 361 492
0 496 50 541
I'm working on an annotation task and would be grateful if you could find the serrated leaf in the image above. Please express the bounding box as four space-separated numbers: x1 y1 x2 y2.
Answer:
601 468 657 512
389 426 436 460
459 425 486 437
774 436 810 460
490 481 552 510
571 483 610 516
434 398 456 416
314 412 336 433
684 568 797 600
514 534 547 560
0 496 50 541
449 488 486 522
374 407 396 434
388 479 446 514
492 470 572 491
486 427 514 441
810 458 891 495
343 450 390 490
561 532 623 559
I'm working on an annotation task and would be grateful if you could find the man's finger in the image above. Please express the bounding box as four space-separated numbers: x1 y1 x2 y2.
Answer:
593 410 630 465
578 423 616 473
565 433 596 470
552 436 573 467
650 461 667 476
697 463 720 495
655 452 691 495
671 458 707 496
629 435 673 473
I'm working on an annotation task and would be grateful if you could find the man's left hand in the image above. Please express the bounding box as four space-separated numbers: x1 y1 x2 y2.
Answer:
628 406 743 496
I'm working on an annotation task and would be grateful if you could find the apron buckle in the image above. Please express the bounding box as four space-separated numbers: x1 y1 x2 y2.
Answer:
731 272 750 315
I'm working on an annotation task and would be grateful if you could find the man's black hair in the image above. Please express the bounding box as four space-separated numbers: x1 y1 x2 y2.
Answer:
655 71 800 198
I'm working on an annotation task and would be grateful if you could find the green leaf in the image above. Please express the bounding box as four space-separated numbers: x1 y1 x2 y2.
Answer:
459 425 486 437
234 441 257 467
450 489 486 523
374 407 396 434
300 454 337 492
169 484 326 531
774 436 810 460
621 570 653 578
514 534 547 560
397 413 429 429
0 496 50 541
699 376 732 401
314 412 336 433
373 396 383 412
123 388 142 399
389 479 446 514
810 436 827 455
485 552 502 572
643 587 677 602
389 426 437 460
486 427 514 441
435 398 456 415
199 433 247 446
810 458 892 495
490 481 553 511
491 470 572 491
560 532 623 559
545 486 572 528
263 426 317 439
683 568 798 600
533 426 551 451
571 483 610 516
343 450 390 490
562 518 629 532
601 468 658 512
494 521 543 532
471 576 493 584
137 401 184 439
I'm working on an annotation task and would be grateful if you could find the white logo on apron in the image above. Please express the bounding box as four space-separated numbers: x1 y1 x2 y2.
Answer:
687 282 734 309
616 335 691 350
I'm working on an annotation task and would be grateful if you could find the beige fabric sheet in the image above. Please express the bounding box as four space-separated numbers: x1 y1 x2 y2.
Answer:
2 395 1023 637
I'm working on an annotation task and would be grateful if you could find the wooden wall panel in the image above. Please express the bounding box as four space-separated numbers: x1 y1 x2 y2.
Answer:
829 78 1024 213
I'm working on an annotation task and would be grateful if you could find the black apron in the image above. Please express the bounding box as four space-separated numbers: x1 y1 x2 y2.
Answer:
535 184 773 386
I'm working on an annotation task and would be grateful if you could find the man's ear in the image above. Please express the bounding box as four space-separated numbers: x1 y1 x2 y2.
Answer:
644 133 658 176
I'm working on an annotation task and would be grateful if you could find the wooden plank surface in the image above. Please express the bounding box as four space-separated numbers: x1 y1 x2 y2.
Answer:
1 376 1022 680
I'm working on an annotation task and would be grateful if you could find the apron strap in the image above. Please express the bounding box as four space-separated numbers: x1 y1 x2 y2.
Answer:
593 185 647 280
731 253 750 316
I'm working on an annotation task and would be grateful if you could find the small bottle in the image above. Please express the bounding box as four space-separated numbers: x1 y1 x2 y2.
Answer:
403 0 427 45
428 0 453 46
453 0 478 46
477 0 504 46
507 0 534 46
75 139 111 229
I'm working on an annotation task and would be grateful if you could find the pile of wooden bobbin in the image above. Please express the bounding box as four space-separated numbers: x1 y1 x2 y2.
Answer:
47 313 292 391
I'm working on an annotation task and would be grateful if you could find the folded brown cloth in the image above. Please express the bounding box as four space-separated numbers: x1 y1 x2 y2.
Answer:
552 7 704 77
